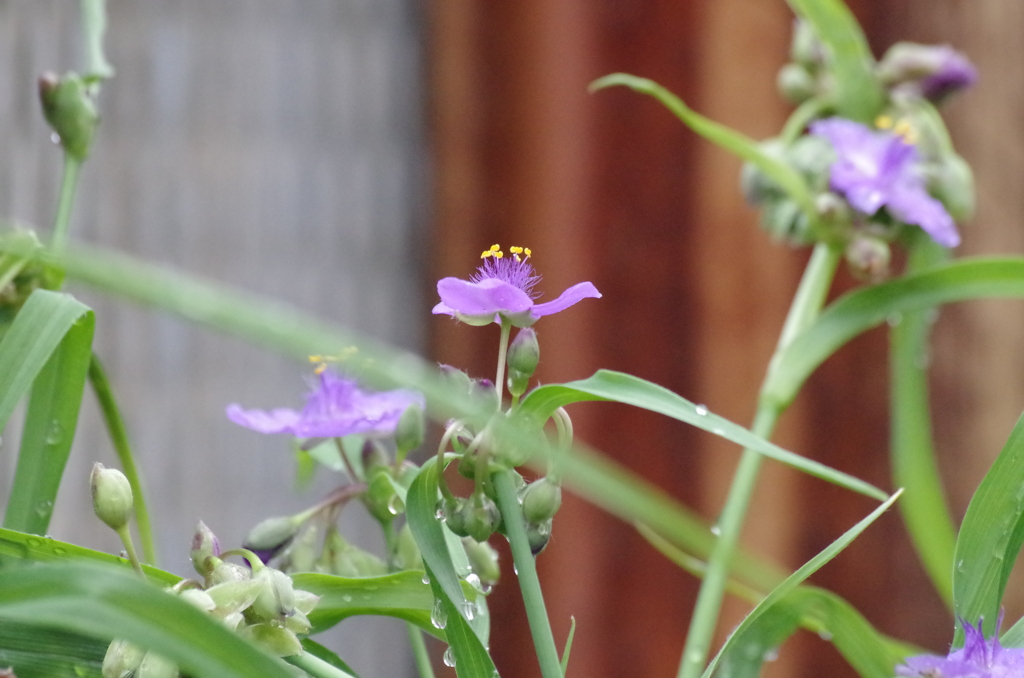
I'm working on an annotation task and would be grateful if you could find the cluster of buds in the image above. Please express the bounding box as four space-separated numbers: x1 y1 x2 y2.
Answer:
743 21 977 276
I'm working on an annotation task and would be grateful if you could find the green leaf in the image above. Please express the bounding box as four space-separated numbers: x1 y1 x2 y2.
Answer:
1 290 94 534
889 238 956 608
766 258 1024 409
952 409 1024 642
785 0 884 122
561 616 576 676
520 370 886 500
0 619 105 678
406 461 497 676
701 490 902 678
0 562 292 678
590 73 818 224
294 570 444 639
0 526 179 585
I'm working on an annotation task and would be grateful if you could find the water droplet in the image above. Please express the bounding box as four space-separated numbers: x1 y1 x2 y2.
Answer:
431 599 448 629
44 421 64 446
695 404 708 416
52 546 67 556
763 648 779 662
34 500 53 518
818 630 833 641
711 427 724 436
465 573 481 589
481 582 493 595
435 508 446 521
387 495 403 515
513 564 519 576
443 647 457 667
886 313 903 327
421 573 431 585
462 600 477 621
74 664 90 677
50 132 61 145
710 525 721 536
341 594 353 603
26 537 42 547
957 559 965 572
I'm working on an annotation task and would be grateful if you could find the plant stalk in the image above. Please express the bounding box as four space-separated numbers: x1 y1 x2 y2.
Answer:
50 156 81 249
494 318 512 406
408 622 437 678
676 242 841 678
285 651 358 678
493 468 563 678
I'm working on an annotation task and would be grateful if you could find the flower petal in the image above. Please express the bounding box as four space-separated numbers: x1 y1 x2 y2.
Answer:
436 276 534 317
226 404 302 434
531 282 602 319
887 184 961 247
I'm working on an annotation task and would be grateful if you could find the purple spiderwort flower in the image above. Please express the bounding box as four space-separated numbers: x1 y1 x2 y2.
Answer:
433 244 601 327
810 117 960 248
226 370 424 438
878 43 978 102
898 616 1024 678
920 47 978 101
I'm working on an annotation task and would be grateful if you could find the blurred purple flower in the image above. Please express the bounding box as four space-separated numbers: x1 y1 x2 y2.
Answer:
898 617 1024 678
227 371 424 438
810 117 960 247
879 43 977 102
920 47 978 101
433 244 601 327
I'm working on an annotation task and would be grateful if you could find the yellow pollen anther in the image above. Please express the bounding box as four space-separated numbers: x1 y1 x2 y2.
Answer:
480 250 492 259
893 120 918 144
875 115 894 130
494 250 503 258
509 246 523 254
524 247 532 257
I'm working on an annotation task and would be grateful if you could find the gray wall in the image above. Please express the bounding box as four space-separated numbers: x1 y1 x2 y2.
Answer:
0 2 427 675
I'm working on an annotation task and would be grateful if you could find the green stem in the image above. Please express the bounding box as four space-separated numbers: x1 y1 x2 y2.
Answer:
780 97 830 144
493 468 563 678
676 242 841 678
285 651 358 678
494 319 512 406
50 156 81 249
88 355 157 564
407 622 437 678
114 524 145 579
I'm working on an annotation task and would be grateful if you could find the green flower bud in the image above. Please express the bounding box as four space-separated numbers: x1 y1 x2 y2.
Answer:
38 71 98 161
396 523 422 571
461 492 501 543
507 328 539 376
242 515 302 559
320 527 388 577
205 578 265 616
190 521 220 578
395 405 425 455
102 639 145 678
251 567 297 621
439 364 474 395
526 519 553 556
845 235 891 283
277 521 319 574
178 588 216 613
777 63 816 104
441 497 469 538
790 20 825 69
364 467 401 524
208 558 252 586
461 537 500 587
520 478 562 523
240 623 303 657
361 439 388 472
137 651 178 678
90 463 133 531
457 451 479 479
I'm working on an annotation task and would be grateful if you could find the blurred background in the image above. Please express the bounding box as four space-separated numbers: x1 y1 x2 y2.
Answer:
2 1 1023 677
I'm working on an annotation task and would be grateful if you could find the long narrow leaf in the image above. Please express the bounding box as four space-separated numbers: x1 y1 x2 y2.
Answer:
2 290 94 534
952 410 1024 642
766 258 1024 408
701 490 902 678
0 562 292 678
0 619 104 678
590 74 817 222
520 370 886 500
785 0 884 122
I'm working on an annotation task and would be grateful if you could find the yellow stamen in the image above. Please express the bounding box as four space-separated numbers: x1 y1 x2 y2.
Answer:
494 250 503 258
509 246 523 254
893 119 918 144
875 114 893 130
481 250 492 259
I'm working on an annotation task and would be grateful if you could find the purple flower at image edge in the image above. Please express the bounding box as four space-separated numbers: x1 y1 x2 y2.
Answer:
897 616 1024 678
433 244 601 327
809 117 960 248
226 371 424 438
921 46 978 101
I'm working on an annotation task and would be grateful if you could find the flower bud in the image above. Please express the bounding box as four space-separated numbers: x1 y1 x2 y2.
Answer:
395 405 425 455
845 235 891 283
460 492 501 543
439 364 474 395
777 63 816 104
790 20 826 69
208 558 252 586
507 328 540 377
441 497 469 538
277 520 319 574
320 527 388 577
38 71 98 161
190 521 220 578
251 567 297 621
90 463 133 531
472 379 500 411
361 439 388 472
461 537 500 587
526 519 553 555
364 467 401 524
137 652 178 678
240 623 303 657
243 515 302 564
877 42 977 101
102 639 145 678
520 478 562 523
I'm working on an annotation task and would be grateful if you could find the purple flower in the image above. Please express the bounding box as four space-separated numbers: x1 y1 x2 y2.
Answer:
226 371 424 438
878 42 978 102
920 47 978 101
810 118 960 248
432 245 601 327
898 617 1024 678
